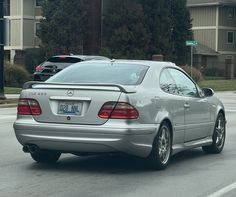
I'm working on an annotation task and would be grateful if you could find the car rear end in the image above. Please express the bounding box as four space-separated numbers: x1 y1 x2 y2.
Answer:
14 61 158 158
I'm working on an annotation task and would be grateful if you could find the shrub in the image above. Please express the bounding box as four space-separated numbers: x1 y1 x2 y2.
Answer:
25 48 46 73
180 65 202 83
4 62 30 87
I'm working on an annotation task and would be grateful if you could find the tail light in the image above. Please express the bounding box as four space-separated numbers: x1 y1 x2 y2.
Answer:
17 99 42 116
98 102 139 119
35 65 43 72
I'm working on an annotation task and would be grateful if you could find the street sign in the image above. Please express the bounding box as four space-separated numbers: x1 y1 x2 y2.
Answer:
186 40 198 46
186 40 198 77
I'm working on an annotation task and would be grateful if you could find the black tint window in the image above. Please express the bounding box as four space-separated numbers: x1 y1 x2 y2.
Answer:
47 63 149 85
47 57 82 63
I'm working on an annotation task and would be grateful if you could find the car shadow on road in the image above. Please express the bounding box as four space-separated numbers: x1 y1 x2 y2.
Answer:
26 147 220 174
28 153 151 174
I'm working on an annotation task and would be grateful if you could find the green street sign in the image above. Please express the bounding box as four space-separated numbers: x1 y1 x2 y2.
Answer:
186 40 198 46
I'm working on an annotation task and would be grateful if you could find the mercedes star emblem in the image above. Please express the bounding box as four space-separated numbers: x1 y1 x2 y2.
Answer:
67 90 74 97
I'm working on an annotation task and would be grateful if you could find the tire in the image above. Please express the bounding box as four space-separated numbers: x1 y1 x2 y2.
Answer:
202 113 226 154
30 150 61 163
148 122 172 170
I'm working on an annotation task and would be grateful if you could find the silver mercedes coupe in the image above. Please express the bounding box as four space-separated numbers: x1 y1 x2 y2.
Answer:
13 60 226 170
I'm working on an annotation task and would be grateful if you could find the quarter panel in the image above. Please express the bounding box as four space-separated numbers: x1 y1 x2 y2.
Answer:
120 88 185 145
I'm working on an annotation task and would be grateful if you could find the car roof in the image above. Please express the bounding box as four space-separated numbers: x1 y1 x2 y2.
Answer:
78 59 178 69
50 55 110 61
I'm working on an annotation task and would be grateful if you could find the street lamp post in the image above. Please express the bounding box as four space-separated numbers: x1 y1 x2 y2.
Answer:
0 0 6 99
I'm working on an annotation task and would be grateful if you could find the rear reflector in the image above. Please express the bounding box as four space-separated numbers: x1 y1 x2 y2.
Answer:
98 102 139 119
17 99 42 116
35 65 43 72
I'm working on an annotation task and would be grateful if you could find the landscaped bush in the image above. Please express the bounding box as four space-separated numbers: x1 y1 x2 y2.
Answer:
25 48 46 74
4 62 30 87
180 65 202 83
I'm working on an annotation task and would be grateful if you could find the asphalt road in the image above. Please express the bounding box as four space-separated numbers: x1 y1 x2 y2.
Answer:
0 92 236 197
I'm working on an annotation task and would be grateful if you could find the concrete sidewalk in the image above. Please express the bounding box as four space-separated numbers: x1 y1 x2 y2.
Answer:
5 94 20 99
0 94 19 108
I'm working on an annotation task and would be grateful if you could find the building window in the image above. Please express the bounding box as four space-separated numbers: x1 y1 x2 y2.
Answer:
227 7 235 19
3 0 10 16
35 22 40 37
4 18 10 46
35 0 44 7
227 31 234 44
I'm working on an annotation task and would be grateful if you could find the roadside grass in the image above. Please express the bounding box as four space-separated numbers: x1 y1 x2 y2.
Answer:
4 87 22 94
198 79 236 91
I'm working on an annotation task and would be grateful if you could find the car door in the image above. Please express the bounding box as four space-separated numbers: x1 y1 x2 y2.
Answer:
168 68 211 142
159 68 185 144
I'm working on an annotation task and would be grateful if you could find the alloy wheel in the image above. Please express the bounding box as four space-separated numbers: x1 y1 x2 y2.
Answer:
158 126 171 165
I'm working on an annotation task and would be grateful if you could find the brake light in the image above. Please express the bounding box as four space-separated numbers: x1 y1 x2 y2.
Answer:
98 102 139 119
35 65 43 72
17 99 42 116
59 55 66 59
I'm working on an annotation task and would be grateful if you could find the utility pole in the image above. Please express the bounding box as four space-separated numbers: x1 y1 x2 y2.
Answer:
0 0 6 99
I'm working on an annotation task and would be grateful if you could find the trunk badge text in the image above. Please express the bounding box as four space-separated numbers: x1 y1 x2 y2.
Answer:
28 92 47 96
67 90 74 97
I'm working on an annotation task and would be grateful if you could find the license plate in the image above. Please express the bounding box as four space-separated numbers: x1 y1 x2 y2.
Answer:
58 101 82 115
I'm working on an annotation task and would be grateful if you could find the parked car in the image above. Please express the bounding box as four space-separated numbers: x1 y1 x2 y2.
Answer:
33 55 109 81
14 60 226 170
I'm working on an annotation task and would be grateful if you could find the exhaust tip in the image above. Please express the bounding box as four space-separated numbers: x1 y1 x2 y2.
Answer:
29 145 38 153
22 145 30 153
23 144 39 153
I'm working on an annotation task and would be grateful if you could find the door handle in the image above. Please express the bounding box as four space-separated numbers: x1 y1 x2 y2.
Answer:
184 103 190 108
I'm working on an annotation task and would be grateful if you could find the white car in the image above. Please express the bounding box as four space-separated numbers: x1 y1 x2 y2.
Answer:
14 60 226 170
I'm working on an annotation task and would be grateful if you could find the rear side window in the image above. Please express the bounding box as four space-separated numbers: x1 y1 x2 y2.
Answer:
47 63 149 85
160 69 178 94
160 68 198 97
47 57 82 63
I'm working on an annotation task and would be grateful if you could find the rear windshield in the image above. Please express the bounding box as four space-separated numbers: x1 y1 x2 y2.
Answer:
47 62 149 85
47 57 82 63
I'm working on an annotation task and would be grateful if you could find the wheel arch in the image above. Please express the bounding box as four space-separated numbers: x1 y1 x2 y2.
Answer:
215 108 226 125
159 118 173 143
218 109 225 119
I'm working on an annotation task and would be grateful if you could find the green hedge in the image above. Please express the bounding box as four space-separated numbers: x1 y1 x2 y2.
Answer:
4 62 30 88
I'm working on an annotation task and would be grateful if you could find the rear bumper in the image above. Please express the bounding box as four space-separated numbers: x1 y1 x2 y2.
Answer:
13 118 159 158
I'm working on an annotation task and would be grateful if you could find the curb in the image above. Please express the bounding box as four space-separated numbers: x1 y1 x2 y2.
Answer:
0 103 17 108
0 98 18 108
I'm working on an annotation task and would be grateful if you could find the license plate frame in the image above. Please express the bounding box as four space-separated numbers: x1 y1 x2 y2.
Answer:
58 101 83 115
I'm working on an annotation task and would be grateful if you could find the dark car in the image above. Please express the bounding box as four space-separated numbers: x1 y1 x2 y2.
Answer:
33 55 109 81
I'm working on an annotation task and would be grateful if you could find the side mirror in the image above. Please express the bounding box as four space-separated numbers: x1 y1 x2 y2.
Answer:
202 88 214 97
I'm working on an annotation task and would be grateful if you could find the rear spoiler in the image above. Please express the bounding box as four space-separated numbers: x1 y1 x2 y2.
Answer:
23 81 137 93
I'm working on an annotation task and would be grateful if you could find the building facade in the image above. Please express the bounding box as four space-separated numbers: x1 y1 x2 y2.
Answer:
3 0 105 64
3 0 43 63
187 0 236 78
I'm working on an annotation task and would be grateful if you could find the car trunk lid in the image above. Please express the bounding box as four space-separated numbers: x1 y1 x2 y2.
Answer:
23 82 135 125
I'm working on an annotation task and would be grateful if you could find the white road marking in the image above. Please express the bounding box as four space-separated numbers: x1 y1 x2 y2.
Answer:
207 182 236 197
